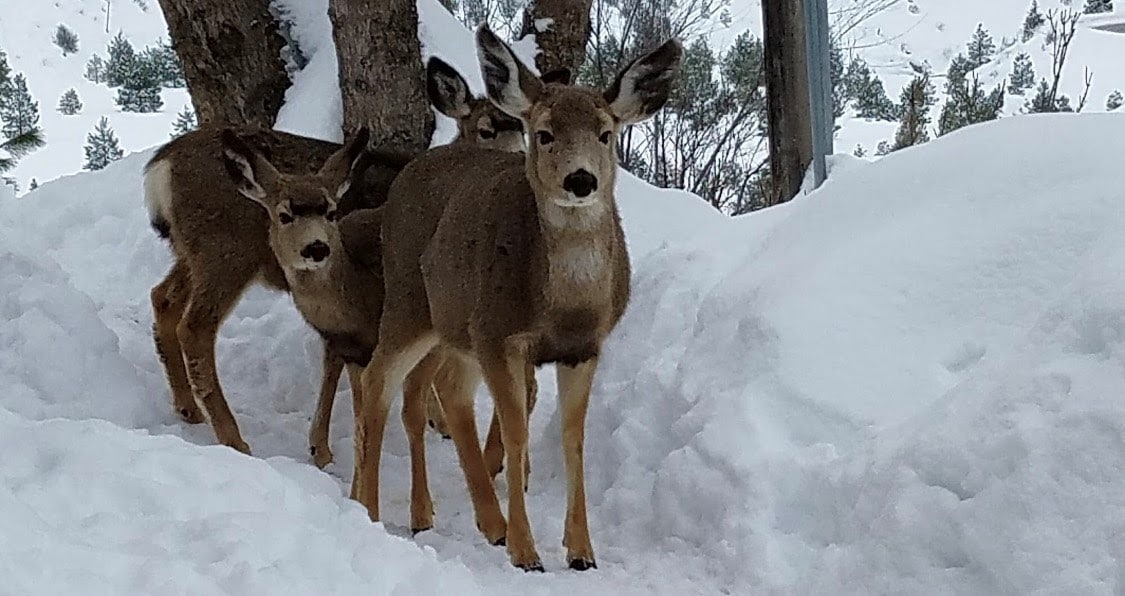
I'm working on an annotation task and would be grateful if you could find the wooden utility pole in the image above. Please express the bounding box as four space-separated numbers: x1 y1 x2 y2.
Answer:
762 0 813 205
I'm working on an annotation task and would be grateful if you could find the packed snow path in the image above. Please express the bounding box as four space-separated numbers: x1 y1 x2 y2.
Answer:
4 113 1125 594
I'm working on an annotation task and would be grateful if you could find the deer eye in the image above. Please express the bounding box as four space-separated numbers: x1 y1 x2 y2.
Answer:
479 129 497 140
599 131 612 144
536 130 555 145
278 212 294 225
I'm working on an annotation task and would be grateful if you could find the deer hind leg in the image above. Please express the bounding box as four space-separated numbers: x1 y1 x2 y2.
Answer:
353 331 437 521
345 363 365 500
309 346 345 468
480 347 541 571
403 349 446 534
483 360 538 492
557 358 598 570
433 350 507 545
176 264 256 454
151 260 203 423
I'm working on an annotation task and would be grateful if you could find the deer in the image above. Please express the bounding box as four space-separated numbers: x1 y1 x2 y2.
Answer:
146 57 526 462
352 25 682 571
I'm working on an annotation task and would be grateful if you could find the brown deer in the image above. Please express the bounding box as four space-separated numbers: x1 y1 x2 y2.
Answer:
146 57 525 459
354 25 682 570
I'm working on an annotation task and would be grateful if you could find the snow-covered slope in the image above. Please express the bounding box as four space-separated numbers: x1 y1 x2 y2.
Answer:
4 105 1125 592
0 0 190 190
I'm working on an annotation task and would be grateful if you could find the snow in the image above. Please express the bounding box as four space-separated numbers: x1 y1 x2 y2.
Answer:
4 1 1125 594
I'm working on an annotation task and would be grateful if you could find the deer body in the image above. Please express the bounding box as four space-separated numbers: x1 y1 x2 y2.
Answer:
355 27 681 570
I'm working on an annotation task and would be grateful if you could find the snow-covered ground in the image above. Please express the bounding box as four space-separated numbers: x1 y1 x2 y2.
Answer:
4 0 1125 594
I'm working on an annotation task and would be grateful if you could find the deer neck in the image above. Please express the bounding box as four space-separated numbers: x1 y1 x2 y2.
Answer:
535 193 617 309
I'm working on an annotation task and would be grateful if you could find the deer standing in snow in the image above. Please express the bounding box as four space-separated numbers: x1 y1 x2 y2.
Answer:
353 26 682 570
146 58 525 461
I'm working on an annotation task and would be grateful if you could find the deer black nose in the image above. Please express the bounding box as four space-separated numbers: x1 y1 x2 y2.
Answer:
301 240 330 262
563 169 598 198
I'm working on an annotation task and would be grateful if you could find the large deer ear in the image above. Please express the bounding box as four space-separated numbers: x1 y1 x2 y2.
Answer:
317 127 371 199
604 39 683 125
476 24 543 118
220 129 282 208
427 57 473 119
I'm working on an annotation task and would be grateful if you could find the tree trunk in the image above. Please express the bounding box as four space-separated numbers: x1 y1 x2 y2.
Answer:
156 0 289 129
762 0 812 206
521 0 594 75
330 0 433 153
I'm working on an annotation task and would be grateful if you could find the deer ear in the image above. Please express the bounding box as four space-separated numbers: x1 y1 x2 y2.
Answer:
427 58 473 119
604 38 683 125
541 67 571 85
318 126 371 199
220 129 281 208
476 24 542 118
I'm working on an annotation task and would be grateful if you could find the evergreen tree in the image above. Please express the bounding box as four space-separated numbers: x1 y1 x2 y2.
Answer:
938 74 1004 135
846 58 898 121
1054 95 1074 112
84 117 123 171
1 74 40 138
875 140 892 156
966 24 997 69
170 104 196 137
946 54 974 91
1084 0 1113 13
115 58 164 113
1022 0 1045 42
892 75 936 150
105 32 136 87
1008 53 1036 95
54 24 79 56
1027 79 1057 113
853 144 867 158
141 40 185 87
1108 90 1124 111
0 128 45 174
29 178 37 191
0 49 9 91
85 55 106 84
57 88 83 115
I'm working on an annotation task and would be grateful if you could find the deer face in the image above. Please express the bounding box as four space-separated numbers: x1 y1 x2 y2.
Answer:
221 128 370 273
427 57 527 153
476 25 682 220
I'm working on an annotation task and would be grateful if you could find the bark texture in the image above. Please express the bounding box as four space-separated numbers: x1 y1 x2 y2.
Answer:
330 0 434 153
521 0 594 75
762 0 813 205
156 0 289 128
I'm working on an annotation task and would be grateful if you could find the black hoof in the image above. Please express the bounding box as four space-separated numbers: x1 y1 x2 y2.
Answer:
428 420 435 429
411 526 433 537
568 558 597 571
519 562 545 573
441 433 452 440
491 536 506 547
309 446 317 455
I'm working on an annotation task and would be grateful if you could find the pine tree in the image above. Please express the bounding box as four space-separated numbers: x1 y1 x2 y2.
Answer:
105 32 136 87
1084 0 1113 13
938 74 1004 135
116 59 164 113
29 178 37 191
845 58 898 121
1026 79 1054 112
170 104 196 137
966 24 996 69
853 144 867 158
57 88 83 115
1 74 40 138
0 48 11 101
1108 90 1124 111
1022 0 1045 42
0 128 45 174
875 140 892 156
85 55 106 84
946 54 974 91
54 24 80 56
84 117 123 171
1008 53 1035 95
892 75 936 150
141 40 185 87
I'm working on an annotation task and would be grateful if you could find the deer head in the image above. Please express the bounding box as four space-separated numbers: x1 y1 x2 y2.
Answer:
221 127 371 273
476 25 682 222
426 57 528 153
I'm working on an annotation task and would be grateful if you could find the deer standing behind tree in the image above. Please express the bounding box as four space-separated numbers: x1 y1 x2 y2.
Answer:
145 59 525 460
353 25 683 571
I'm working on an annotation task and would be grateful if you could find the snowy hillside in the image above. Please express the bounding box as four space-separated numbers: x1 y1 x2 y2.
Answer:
0 0 190 190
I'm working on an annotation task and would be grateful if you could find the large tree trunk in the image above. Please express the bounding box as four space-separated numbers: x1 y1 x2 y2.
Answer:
521 0 594 75
156 0 289 129
762 0 812 205
330 0 433 153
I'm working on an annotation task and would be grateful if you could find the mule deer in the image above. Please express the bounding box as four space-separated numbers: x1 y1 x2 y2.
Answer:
354 25 682 570
146 58 524 458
